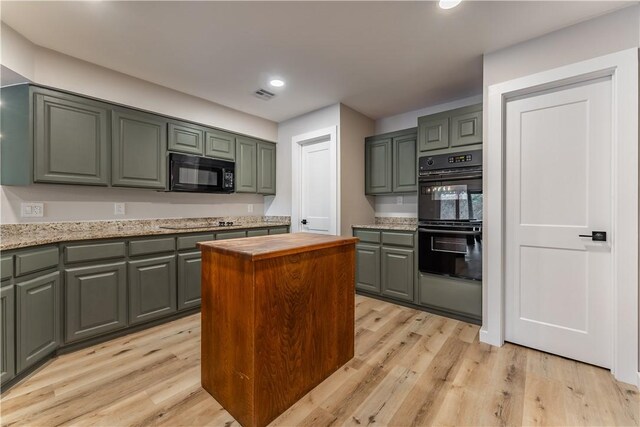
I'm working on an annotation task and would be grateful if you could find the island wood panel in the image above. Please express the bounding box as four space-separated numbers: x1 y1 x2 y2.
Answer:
200 233 356 427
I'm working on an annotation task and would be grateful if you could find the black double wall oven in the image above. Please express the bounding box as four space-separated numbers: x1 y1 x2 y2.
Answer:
418 150 483 281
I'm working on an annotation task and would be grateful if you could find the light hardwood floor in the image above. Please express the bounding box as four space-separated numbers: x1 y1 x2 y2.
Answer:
1 295 638 426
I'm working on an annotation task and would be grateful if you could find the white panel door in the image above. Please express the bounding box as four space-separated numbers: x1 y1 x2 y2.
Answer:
300 139 331 234
504 76 612 368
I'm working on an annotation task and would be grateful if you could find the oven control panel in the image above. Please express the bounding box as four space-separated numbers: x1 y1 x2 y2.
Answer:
419 149 483 173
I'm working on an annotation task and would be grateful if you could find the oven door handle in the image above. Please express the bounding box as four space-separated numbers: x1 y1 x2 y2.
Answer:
418 173 483 183
418 229 482 236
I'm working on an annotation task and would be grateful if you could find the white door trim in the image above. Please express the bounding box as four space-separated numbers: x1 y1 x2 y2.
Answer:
291 126 339 235
482 48 639 385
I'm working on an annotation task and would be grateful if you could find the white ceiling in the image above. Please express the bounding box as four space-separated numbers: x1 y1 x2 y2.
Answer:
1 1 631 122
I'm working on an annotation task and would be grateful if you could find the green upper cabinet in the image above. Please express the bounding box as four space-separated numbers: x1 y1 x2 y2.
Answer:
365 128 416 195
392 133 417 193
112 108 167 189
235 137 258 193
418 104 482 153
205 129 236 161
257 142 276 195
33 90 110 186
168 121 204 156
365 137 392 194
450 106 482 147
418 116 449 152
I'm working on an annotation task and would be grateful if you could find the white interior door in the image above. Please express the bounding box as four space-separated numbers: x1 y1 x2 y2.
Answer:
504 76 613 368
299 139 332 234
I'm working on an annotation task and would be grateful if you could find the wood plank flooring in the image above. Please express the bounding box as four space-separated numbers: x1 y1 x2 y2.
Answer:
1 295 638 426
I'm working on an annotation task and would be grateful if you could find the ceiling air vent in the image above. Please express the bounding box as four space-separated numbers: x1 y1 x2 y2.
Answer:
254 88 276 101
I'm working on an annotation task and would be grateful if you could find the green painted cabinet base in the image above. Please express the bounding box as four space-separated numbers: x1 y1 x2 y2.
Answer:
0 285 15 385
129 255 177 325
356 244 381 293
381 247 414 302
16 271 61 372
418 273 482 320
65 262 127 343
178 252 202 310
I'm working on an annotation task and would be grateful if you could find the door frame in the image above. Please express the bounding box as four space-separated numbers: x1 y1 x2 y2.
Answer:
482 48 639 385
291 126 339 235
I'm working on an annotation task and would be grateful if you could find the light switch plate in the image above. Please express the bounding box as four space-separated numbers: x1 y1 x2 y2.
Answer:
114 203 126 215
247 204 253 213
21 203 44 218
396 196 403 205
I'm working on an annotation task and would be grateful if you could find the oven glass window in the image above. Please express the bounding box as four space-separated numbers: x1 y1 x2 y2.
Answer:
426 184 482 220
178 166 219 186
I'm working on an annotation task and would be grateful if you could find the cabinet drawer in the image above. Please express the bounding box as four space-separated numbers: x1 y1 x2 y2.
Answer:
268 227 288 235
216 231 247 240
353 230 380 244
1 256 13 280
381 232 414 248
177 234 214 251
129 237 176 257
14 247 59 277
64 241 126 264
247 229 269 237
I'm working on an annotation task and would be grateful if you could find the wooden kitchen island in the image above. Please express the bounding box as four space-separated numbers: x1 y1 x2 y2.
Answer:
198 233 358 427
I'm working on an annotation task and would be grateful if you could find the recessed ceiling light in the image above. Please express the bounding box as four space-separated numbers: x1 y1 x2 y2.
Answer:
439 0 461 9
269 79 285 88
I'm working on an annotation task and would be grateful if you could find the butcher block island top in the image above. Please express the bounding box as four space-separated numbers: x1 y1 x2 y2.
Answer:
198 233 358 427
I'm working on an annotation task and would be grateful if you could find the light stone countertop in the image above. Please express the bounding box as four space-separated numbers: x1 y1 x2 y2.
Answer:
0 216 290 251
351 217 417 232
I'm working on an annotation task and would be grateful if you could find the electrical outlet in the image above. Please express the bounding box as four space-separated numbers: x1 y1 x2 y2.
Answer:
21 203 44 218
247 204 254 213
114 203 126 215
396 196 403 205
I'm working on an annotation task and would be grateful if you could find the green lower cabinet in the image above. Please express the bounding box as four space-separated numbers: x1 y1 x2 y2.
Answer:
381 247 414 302
177 252 202 310
355 243 381 293
216 230 247 240
16 271 61 372
418 273 482 320
247 229 269 237
64 262 127 343
0 284 15 385
128 255 177 325
268 227 288 235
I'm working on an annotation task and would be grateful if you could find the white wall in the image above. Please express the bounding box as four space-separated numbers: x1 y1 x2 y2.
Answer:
373 94 483 218
265 104 340 217
1 23 278 223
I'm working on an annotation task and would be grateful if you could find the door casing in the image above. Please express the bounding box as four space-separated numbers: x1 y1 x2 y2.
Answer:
483 48 639 385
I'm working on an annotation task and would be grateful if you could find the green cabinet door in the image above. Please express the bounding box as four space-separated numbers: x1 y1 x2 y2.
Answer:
235 137 257 193
355 243 381 293
16 271 61 372
257 142 276 195
205 129 235 161
64 262 127 343
0 284 15 385
177 251 201 310
33 90 110 186
168 122 204 155
216 230 247 240
365 138 392 194
381 247 414 302
112 109 167 189
450 107 482 147
128 255 176 325
392 133 417 193
418 116 449 152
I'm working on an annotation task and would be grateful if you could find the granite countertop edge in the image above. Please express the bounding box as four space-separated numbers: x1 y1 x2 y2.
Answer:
351 224 418 232
1 221 291 251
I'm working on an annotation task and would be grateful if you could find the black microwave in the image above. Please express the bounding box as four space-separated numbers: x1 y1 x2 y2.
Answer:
169 153 234 193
